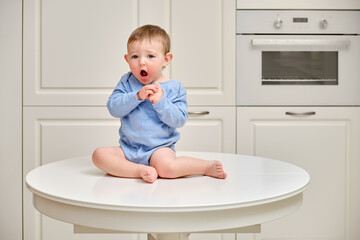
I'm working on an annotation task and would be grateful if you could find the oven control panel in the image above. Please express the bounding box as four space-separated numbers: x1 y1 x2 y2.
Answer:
237 10 360 34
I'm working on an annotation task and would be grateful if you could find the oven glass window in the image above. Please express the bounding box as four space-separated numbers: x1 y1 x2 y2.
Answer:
262 51 338 85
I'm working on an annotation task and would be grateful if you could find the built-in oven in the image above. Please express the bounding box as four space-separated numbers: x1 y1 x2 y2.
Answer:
236 10 360 106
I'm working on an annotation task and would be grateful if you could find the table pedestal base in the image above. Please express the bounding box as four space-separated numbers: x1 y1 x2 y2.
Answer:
149 233 191 240
74 224 261 240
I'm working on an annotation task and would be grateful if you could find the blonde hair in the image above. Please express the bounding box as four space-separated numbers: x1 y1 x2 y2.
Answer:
127 25 171 55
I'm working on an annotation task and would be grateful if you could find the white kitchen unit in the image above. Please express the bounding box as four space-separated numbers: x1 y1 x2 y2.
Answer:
23 106 235 240
237 107 360 240
237 0 360 9
23 0 235 106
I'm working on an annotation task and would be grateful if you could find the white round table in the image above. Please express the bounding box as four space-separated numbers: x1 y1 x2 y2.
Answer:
26 152 310 240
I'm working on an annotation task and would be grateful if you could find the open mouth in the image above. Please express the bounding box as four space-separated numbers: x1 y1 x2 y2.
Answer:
140 70 148 77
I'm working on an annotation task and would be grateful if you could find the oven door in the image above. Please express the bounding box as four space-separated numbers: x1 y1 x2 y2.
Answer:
237 35 360 106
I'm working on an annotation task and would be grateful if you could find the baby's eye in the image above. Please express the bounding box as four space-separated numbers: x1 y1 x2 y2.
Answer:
131 55 138 59
148 55 155 59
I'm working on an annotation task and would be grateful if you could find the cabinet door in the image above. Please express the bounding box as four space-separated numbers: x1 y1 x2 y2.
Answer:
23 0 138 106
171 0 235 106
237 107 360 240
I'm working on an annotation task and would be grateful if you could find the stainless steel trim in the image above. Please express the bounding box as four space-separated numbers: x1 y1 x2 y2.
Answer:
285 111 316 116
188 111 210 116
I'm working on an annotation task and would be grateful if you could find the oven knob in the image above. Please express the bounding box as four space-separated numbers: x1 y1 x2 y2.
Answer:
320 19 328 29
274 18 283 29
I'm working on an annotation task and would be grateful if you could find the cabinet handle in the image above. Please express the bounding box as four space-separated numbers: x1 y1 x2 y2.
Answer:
188 111 210 116
285 111 316 117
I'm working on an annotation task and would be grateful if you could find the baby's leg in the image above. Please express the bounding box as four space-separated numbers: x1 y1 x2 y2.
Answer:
92 146 158 183
149 147 226 179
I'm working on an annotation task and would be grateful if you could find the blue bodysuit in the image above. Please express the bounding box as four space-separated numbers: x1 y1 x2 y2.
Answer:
107 72 188 165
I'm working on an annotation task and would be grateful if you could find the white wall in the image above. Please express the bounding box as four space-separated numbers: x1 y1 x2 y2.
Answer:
0 0 23 239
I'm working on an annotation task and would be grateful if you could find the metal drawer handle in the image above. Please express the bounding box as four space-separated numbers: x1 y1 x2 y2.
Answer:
286 111 316 117
188 111 210 116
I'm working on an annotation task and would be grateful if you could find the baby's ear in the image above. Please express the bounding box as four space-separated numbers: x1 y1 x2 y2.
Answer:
163 52 173 67
124 54 129 63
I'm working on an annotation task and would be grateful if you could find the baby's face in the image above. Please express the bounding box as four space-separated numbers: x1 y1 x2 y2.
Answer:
125 39 171 85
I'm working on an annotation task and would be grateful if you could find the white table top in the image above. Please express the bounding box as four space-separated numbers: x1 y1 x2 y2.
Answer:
26 152 310 233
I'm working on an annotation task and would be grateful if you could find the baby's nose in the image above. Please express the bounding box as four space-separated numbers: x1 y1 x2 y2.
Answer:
139 57 146 65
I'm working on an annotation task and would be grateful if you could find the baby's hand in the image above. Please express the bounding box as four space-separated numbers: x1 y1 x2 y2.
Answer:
137 85 159 101
149 83 163 104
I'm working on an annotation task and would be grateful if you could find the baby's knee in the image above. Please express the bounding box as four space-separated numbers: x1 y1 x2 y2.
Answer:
156 163 177 179
92 147 107 166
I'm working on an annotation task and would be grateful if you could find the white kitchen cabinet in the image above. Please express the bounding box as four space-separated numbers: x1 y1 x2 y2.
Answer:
237 107 360 240
23 0 138 106
23 106 236 240
23 0 235 106
170 0 235 106
237 0 360 9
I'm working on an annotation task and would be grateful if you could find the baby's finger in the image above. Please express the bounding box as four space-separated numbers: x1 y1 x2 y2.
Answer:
148 85 159 92
145 89 156 95
154 83 161 89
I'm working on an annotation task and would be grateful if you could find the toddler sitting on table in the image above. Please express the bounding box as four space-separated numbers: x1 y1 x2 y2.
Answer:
92 25 227 183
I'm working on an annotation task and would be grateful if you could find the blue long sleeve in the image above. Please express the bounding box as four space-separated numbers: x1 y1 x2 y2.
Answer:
107 73 144 118
152 87 188 128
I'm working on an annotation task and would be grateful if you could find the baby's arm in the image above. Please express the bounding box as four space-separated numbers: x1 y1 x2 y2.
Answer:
107 78 143 118
152 84 188 128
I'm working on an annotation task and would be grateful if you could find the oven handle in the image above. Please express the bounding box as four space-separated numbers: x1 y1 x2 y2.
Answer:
252 39 350 48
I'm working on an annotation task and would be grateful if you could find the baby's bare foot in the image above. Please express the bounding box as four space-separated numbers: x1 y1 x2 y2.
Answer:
140 166 158 183
204 160 227 179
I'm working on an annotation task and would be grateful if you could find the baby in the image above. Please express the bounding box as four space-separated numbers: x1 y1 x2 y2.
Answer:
92 25 227 183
